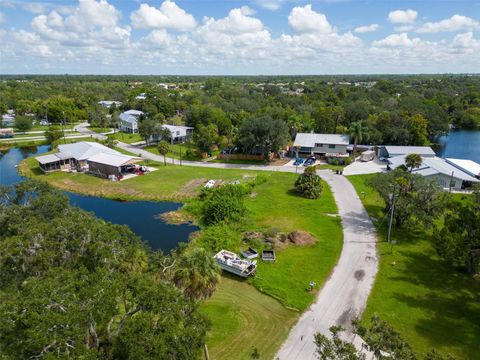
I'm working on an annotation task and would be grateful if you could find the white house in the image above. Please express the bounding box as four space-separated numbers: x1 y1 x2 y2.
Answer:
135 93 147 100
161 124 193 143
387 155 478 190
98 100 122 109
293 133 349 156
119 110 144 133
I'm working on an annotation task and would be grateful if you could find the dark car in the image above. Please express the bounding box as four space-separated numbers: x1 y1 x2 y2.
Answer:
303 157 316 167
293 157 304 166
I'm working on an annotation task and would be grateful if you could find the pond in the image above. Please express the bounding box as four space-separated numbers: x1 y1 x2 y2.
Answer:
0 145 198 252
436 130 480 163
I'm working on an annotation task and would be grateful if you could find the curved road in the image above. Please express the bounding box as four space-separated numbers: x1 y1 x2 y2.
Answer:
75 124 379 358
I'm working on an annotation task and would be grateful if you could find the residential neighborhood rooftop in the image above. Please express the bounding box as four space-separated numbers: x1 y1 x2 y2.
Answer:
293 133 350 147
382 145 436 157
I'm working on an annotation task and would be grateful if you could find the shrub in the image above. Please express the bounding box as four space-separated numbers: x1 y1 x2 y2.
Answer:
295 166 323 199
196 223 242 253
202 184 248 225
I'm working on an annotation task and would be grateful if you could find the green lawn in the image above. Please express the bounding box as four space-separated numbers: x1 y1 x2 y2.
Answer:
20 158 260 201
88 127 111 133
200 275 298 360
108 132 143 144
244 173 342 310
347 174 480 359
144 142 202 161
210 158 266 165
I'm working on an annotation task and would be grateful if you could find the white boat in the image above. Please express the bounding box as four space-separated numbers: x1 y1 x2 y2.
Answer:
213 250 257 278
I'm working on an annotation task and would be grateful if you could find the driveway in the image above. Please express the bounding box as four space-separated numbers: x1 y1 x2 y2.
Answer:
343 158 387 176
114 142 379 358
275 171 378 359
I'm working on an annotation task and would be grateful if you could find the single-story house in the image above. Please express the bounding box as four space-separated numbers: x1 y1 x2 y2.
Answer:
98 100 122 109
445 158 480 179
387 155 479 190
293 133 349 156
36 141 141 177
377 145 436 159
135 93 147 100
2 110 15 127
119 110 144 133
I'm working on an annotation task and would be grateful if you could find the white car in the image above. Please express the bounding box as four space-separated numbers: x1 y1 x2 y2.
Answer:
204 180 216 189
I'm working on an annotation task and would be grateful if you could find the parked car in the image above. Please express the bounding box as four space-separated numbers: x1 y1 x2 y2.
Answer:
293 157 304 166
303 158 315 166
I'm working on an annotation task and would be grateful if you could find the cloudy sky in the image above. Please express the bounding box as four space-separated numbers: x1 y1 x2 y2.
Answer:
0 0 479 74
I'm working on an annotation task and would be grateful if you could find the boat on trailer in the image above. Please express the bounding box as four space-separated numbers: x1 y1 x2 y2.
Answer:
214 250 257 278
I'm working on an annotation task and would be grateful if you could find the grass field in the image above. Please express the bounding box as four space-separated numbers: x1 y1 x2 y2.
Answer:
200 275 298 360
348 174 480 359
108 132 143 144
144 142 202 161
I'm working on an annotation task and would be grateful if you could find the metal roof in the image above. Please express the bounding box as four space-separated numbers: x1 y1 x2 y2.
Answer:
87 153 141 167
57 142 119 161
445 158 480 178
36 154 62 164
384 146 435 157
294 133 349 147
388 155 479 182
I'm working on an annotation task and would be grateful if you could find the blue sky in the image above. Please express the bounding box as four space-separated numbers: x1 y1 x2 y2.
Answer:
0 0 479 74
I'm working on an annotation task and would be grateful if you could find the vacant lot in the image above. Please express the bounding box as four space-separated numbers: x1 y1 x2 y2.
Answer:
200 275 298 360
348 174 480 359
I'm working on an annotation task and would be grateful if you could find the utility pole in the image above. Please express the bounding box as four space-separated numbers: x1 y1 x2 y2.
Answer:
61 111 66 144
171 134 174 165
179 140 182 166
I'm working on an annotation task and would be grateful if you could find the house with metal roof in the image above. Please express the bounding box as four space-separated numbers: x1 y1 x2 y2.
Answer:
387 155 479 190
293 133 350 156
98 100 122 109
119 110 144 133
445 158 480 179
36 142 141 178
157 124 194 143
377 145 436 159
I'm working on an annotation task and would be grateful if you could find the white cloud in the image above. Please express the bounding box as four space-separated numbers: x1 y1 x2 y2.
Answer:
288 4 333 34
354 24 379 33
373 33 420 47
388 9 417 24
254 0 284 11
417 14 479 33
130 1 196 32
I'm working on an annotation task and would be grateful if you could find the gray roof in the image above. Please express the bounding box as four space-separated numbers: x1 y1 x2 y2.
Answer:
87 153 141 167
384 146 435 157
294 133 349 147
445 158 480 178
36 154 63 165
388 155 479 182
57 142 119 161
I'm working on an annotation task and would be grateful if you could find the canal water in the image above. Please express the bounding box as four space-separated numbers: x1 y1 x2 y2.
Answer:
0 145 198 252
436 130 480 163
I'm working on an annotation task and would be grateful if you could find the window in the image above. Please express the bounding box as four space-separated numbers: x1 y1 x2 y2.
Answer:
315 143 323 147
328 144 336 149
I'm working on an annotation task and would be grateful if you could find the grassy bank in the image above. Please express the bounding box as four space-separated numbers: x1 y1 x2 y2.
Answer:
348 174 480 359
108 132 143 144
144 142 202 161
200 275 298 360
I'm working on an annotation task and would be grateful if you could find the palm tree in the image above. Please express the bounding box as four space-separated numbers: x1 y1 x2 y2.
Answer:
405 153 422 172
157 140 170 166
173 248 220 300
348 121 367 155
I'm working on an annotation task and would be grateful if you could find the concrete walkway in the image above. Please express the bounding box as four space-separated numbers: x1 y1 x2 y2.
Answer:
77 132 379 357
275 172 378 359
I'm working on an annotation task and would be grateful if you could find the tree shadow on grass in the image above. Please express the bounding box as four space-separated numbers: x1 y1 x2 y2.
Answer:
389 248 480 356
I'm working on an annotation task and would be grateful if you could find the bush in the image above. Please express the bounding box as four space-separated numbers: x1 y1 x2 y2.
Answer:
295 166 323 199
202 184 248 225
196 223 242 253
14 115 33 131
